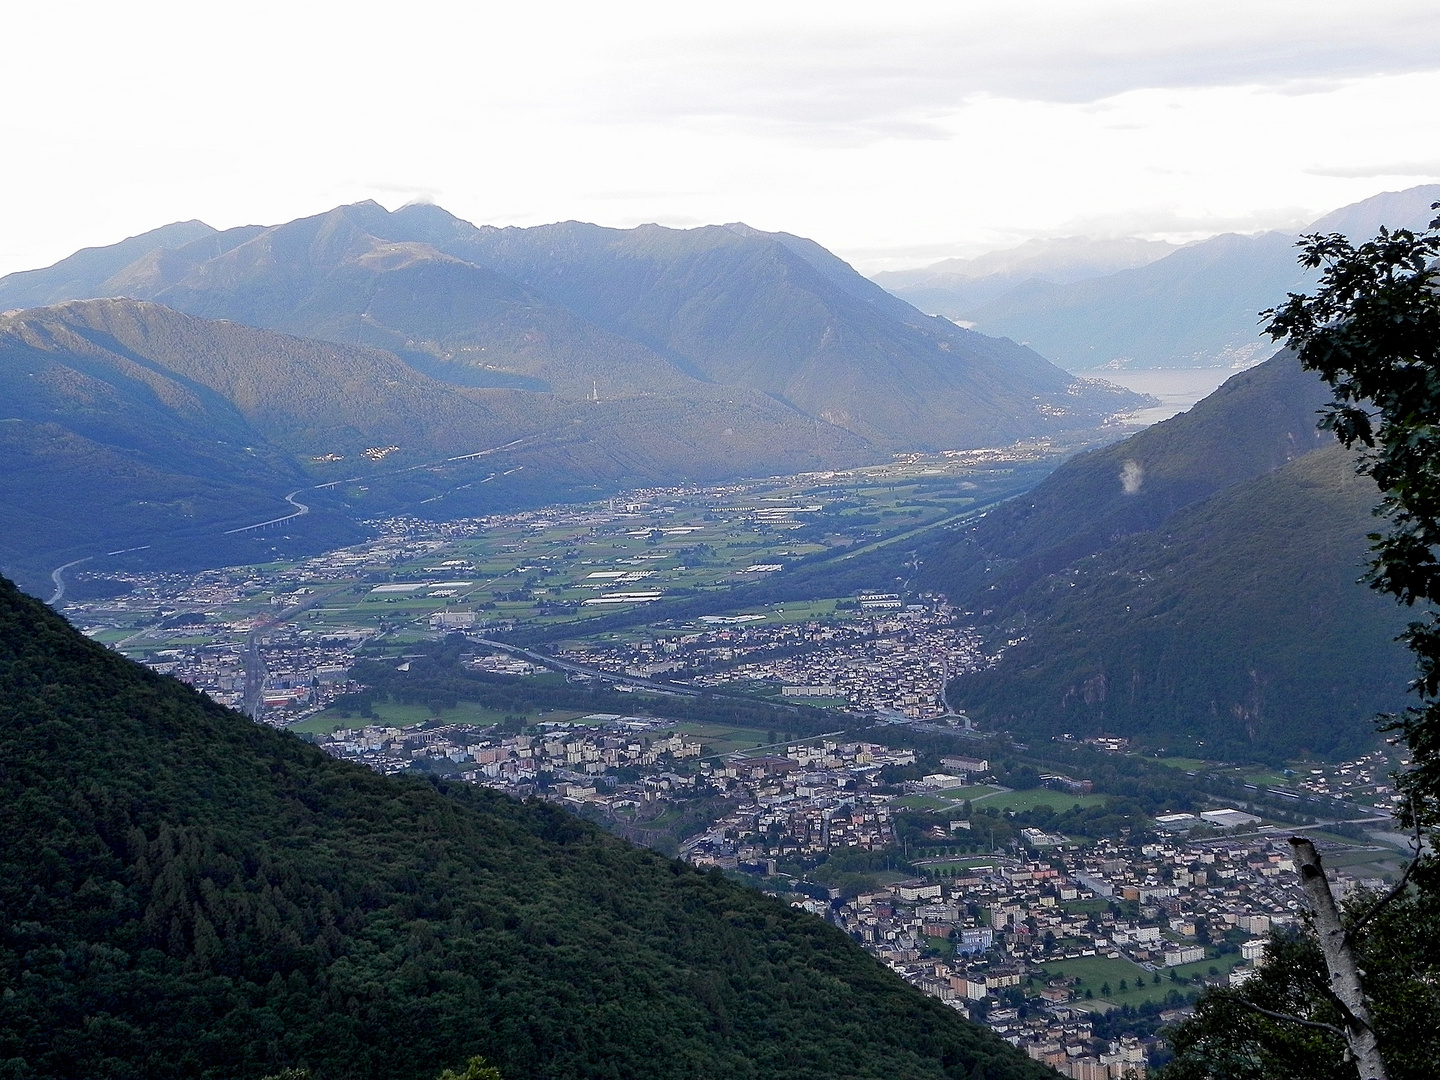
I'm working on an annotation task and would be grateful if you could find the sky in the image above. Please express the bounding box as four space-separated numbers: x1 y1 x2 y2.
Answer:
4 0 1440 275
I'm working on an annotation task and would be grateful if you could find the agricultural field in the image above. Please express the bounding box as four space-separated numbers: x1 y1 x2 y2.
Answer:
1036 953 1216 1011
970 788 1110 814
291 702 591 735
892 787 1003 811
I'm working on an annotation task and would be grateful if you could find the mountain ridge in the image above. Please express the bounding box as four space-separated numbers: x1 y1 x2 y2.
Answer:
914 351 1333 607
914 351 1414 760
948 444 1412 760
878 184 1440 369
0 201 1144 449
0 297 876 593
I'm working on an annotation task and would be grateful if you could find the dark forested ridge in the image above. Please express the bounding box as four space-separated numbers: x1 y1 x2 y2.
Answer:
915 353 1414 760
914 351 1333 609
0 576 1050 1080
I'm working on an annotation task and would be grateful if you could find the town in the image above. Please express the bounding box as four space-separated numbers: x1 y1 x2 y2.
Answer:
51 466 1413 1073
303 699 1396 1077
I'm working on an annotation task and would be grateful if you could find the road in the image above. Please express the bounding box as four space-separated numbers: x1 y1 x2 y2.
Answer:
224 490 311 535
46 434 554 599
242 584 358 719
47 557 92 605
242 632 266 719
219 434 547 535
473 638 704 696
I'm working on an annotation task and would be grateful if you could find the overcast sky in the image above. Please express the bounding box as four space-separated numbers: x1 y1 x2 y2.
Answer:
4 0 1439 275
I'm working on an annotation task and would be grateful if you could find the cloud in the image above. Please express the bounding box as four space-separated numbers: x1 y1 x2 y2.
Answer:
1 1 1439 277
1120 460 1144 495
587 1 1440 141
1308 161 1440 178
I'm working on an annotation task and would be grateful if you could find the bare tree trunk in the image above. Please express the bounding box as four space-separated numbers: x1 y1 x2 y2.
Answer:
1289 837 1388 1080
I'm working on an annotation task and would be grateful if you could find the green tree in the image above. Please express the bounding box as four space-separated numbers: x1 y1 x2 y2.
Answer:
436 1057 502 1080
1160 895 1440 1080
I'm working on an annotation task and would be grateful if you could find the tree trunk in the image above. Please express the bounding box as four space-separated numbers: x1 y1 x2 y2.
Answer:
1289 837 1388 1080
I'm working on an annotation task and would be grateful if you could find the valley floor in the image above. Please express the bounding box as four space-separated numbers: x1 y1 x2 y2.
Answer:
52 448 1412 1066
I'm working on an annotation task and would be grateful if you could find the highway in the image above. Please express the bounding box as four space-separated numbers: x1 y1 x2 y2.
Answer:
47 557 92 605
224 490 311 535
219 433 547 535
473 638 704 696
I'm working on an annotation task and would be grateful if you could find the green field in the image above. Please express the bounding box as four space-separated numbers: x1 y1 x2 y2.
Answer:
1037 947 1236 1011
1059 898 1111 916
290 701 588 735
1039 954 1183 1010
777 694 850 708
891 787 1002 811
666 721 777 756
1244 771 1294 788
971 788 1110 813
202 455 1046 644
1153 757 1209 772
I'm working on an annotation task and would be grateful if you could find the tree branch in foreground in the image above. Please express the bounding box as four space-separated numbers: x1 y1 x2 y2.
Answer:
1348 800 1424 942
1228 997 1348 1041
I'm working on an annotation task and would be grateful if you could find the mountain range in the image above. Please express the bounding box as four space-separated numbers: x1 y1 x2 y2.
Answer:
877 185 1440 371
917 352 1415 760
0 204 1143 593
872 237 1179 323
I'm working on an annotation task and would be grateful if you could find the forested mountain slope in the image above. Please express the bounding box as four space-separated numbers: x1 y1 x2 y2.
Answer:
914 352 1415 760
0 575 1050 1080
0 298 869 593
948 445 1412 760
0 201 1143 451
0 220 220 311
914 351 1332 608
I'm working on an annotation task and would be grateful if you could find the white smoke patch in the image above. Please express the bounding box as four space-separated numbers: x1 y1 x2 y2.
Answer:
1120 460 1144 495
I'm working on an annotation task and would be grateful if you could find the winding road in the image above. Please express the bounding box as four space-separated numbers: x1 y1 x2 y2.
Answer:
223 490 311 534
47 558 92 605
218 434 545 535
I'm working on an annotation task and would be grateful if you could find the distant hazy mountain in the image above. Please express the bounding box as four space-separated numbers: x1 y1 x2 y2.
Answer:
917 352 1413 760
878 185 1440 371
0 298 872 592
872 237 1178 320
0 220 219 311
1 202 1143 449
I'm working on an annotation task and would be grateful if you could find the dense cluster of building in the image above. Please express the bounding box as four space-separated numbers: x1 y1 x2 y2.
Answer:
561 605 984 720
312 712 703 784
1289 750 1403 810
688 611 983 718
683 740 917 867
822 822 1395 1076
